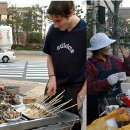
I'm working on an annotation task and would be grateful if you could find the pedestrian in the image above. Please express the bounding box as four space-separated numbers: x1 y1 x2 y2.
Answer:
87 32 130 125
42 1 86 130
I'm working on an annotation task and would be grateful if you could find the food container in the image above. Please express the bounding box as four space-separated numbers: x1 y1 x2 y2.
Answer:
0 110 3 119
3 107 22 122
0 104 9 111
3 114 22 122
23 96 36 104
0 91 6 103
4 86 19 94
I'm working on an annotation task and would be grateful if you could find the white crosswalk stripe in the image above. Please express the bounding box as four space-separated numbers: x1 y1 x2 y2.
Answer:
0 61 26 78
0 61 49 82
25 61 49 81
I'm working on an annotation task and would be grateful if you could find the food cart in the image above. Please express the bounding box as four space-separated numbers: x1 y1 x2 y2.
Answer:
0 82 79 130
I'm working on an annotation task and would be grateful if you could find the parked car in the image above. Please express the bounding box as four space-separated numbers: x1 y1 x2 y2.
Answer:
0 50 16 63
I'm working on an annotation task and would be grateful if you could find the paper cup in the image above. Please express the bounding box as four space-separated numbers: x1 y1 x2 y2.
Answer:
117 72 127 81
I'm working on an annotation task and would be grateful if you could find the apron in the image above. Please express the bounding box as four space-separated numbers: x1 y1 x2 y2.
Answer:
87 57 122 125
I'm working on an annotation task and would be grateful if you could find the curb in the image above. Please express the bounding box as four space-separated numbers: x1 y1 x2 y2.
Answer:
14 50 47 56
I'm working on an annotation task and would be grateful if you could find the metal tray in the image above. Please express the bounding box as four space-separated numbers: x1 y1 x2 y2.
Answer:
0 110 79 130
58 110 79 124
32 122 73 130
0 114 59 130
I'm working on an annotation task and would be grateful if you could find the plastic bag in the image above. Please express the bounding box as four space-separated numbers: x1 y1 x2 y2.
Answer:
87 107 130 130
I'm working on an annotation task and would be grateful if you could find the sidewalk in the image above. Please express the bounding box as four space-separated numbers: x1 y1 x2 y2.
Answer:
15 50 47 61
16 55 47 61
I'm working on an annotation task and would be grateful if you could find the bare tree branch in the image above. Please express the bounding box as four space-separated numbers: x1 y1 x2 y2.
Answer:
104 0 114 16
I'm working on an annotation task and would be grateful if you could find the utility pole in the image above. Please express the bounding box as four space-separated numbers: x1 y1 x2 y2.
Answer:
42 6 47 41
92 0 97 35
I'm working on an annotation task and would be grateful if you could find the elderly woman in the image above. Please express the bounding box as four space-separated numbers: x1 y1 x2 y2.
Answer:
87 32 130 125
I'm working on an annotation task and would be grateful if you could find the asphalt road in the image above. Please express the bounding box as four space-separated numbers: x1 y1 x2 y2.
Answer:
0 51 48 83
0 60 49 83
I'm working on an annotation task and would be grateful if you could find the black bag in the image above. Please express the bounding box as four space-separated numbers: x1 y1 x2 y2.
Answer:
98 97 124 116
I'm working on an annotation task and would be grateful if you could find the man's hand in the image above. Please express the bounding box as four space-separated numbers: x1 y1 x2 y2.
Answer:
77 81 86 110
119 45 129 58
47 76 57 96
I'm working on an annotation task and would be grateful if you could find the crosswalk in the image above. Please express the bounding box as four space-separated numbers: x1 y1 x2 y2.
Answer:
0 61 25 78
25 61 49 82
0 61 49 82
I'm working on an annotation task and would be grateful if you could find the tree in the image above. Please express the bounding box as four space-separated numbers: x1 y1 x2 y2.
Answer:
41 6 48 42
111 0 123 56
87 5 93 48
75 5 84 18
87 0 123 56
27 32 42 43
6 5 22 44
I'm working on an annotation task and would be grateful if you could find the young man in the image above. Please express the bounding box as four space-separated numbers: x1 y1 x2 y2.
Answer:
87 32 130 125
43 1 86 130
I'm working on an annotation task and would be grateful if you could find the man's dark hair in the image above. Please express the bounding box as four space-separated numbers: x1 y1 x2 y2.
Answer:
47 1 75 17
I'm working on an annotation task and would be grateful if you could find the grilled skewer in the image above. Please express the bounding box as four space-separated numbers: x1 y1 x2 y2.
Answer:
49 99 72 113
55 104 77 114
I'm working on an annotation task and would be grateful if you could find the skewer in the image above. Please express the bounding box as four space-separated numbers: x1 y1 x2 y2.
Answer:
49 99 72 113
45 95 63 108
44 90 65 107
27 103 34 108
46 90 65 105
25 90 77 118
55 104 77 114
42 96 52 104
43 96 63 107
45 99 62 109
50 99 62 107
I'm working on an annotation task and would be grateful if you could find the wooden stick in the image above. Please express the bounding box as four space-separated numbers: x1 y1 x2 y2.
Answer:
45 99 62 109
42 96 52 104
49 99 72 113
47 90 65 105
50 97 63 106
45 95 63 108
55 104 77 114
45 90 65 107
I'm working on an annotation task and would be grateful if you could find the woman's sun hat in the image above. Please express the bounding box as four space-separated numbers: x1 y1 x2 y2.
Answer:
88 32 116 51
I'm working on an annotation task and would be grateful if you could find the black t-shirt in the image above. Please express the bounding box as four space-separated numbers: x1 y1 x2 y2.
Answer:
43 19 86 85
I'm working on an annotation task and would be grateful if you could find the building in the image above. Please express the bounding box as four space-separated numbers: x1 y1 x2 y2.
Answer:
0 1 8 22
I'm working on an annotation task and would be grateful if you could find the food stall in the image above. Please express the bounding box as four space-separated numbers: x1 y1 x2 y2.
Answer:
87 80 130 130
0 81 79 130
